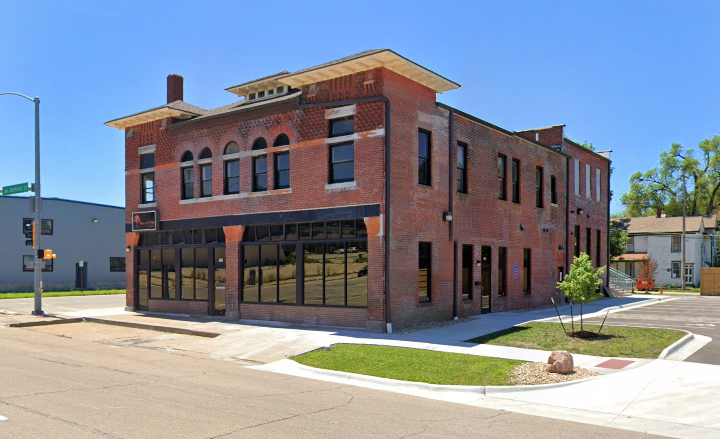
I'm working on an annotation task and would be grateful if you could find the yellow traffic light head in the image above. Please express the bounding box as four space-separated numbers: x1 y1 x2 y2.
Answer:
43 249 57 260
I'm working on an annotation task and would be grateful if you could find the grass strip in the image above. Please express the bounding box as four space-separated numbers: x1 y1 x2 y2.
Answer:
0 290 125 299
292 344 524 386
466 322 685 358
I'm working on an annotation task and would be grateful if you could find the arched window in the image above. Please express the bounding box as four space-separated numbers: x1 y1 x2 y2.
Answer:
252 138 267 150
199 148 212 160
273 134 290 147
224 142 239 155
198 148 212 197
181 151 194 200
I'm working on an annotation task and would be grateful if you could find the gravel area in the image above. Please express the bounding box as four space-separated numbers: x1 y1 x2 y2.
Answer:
511 362 599 385
393 317 474 335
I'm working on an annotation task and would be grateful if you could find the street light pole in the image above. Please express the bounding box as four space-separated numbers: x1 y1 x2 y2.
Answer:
682 174 686 292
0 92 42 315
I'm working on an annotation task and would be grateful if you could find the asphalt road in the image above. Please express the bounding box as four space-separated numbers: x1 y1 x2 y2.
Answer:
0 326 662 439
584 296 720 365
0 294 125 315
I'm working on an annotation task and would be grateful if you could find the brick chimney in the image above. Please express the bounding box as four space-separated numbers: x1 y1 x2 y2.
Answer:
656 207 662 218
167 74 183 103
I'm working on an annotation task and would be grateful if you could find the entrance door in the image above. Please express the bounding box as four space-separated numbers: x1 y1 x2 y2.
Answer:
481 246 491 314
213 247 226 316
461 245 472 300
75 262 88 290
685 264 694 286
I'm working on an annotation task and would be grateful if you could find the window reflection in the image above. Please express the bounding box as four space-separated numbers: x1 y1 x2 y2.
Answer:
347 241 368 307
195 248 209 301
150 249 162 299
325 242 345 305
279 245 297 304
214 248 226 314
304 243 323 305
260 245 278 303
243 245 259 302
181 248 194 299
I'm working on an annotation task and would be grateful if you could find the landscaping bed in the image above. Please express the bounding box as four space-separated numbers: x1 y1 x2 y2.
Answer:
466 322 685 358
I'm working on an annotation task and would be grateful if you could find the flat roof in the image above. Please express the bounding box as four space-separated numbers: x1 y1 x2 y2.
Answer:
0 195 124 210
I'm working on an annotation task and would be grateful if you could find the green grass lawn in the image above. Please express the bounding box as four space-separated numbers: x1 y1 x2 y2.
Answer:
467 322 685 358
0 289 125 299
292 344 524 386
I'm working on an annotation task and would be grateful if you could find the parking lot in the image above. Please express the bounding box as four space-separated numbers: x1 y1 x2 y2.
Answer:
584 296 720 365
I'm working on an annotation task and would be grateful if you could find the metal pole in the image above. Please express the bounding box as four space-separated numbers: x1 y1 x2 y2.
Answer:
682 174 686 292
32 97 43 315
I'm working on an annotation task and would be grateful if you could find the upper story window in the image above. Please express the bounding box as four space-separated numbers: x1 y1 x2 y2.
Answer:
224 142 240 195
140 153 155 169
550 175 557 205
329 117 354 138
181 151 194 200
596 168 601 202
585 163 591 198
671 236 681 253
511 158 520 203
251 138 267 192
498 154 507 200
418 129 431 186
457 141 467 193
275 153 290 189
330 143 354 183
535 166 544 208
199 147 212 197
626 236 635 252
273 134 290 147
574 159 580 196
142 173 154 204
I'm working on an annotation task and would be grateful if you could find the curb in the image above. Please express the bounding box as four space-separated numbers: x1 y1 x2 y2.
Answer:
85 317 221 338
659 331 694 360
8 317 84 328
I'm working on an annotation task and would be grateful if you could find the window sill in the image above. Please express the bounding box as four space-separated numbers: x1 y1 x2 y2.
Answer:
497 294 507 299
419 301 433 307
325 181 357 191
179 188 292 204
551 203 558 207
138 202 157 208
138 167 155 174
462 299 474 304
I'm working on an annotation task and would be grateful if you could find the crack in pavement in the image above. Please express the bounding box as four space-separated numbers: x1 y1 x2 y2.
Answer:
0 400 123 438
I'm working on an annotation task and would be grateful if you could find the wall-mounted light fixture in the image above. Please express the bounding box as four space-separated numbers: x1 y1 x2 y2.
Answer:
443 211 453 222
577 208 584 215
476 260 481 267
520 223 525 231
92 219 99 224
125 246 131 253
559 245 565 250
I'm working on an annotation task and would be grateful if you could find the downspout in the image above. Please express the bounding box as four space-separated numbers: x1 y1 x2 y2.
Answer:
606 162 611 288
298 95 392 333
448 108 458 319
565 156 570 282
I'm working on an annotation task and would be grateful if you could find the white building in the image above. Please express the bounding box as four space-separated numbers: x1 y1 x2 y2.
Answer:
611 214 717 288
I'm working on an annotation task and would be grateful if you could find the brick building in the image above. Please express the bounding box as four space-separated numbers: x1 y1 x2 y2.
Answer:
107 49 611 332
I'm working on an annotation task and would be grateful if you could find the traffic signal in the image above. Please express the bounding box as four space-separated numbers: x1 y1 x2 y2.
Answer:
43 249 57 260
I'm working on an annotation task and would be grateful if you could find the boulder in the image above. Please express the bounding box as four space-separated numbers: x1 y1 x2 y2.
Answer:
546 351 574 374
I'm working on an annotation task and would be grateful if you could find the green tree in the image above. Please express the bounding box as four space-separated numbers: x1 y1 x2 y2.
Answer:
557 253 606 334
621 136 720 217
609 220 629 258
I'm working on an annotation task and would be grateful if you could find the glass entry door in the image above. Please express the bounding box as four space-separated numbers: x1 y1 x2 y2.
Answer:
685 264 694 286
213 248 226 316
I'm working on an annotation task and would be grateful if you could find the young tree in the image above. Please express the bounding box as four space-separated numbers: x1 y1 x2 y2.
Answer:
638 255 659 281
557 253 606 335
609 219 630 258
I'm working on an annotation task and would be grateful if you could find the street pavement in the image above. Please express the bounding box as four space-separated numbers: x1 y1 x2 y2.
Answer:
0 326 661 439
584 296 720 365
0 294 125 315
1 294 718 438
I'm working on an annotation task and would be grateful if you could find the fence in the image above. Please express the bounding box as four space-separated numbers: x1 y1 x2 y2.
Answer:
701 268 720 296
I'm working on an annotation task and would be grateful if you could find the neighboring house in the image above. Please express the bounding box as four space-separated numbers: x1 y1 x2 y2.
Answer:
0 196 126 292
611 213 717 288
107 49 611 332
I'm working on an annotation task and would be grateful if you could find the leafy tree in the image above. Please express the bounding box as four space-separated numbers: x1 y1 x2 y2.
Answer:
557 253 606 334
621 136 720 217
609 219 629 258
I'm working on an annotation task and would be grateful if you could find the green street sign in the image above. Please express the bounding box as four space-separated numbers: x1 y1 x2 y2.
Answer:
2 183 31 196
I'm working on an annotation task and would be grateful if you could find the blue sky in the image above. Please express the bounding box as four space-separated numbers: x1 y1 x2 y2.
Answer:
1 0 718 214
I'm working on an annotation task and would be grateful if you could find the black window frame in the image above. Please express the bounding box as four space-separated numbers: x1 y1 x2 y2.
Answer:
224 159 240 195
457 141 467 194
498 154 507 200
536 166 544 208
596 229 601 265
498 247 507 296
141 172 154 204
200 163 212 197
586 227 592 262
23 255 52 272
418 242 432 303
252 155 267 192
511 158 520 203
110 257 126 272
274 152 290 189
575 225 581 257
418 129 432 186
550 175 557 205
140 153 155 170
182 166 194 200
523 248 531 295
329 116 354 138
329 142 354 184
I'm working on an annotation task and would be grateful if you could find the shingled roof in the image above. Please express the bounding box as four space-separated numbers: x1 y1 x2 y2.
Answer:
613 214 717 235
